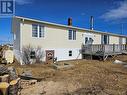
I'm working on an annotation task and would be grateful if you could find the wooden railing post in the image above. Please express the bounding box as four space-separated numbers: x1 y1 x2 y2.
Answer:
113 44 115 53
120 44 122 52
125 44 127 51
102 44 104 52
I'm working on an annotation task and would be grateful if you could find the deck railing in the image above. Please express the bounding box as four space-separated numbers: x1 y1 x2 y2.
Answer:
82 44 127 55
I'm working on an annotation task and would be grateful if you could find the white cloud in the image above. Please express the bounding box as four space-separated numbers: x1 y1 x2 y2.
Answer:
101 1 127 21
15 0 32 5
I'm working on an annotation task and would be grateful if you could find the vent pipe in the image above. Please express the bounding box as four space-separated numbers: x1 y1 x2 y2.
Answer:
90 16 94 30
68 17 72 26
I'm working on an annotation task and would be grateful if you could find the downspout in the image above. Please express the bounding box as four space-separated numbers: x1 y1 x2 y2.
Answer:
20 18 24 65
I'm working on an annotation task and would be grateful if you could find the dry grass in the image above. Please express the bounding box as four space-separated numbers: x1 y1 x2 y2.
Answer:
7 55 127 95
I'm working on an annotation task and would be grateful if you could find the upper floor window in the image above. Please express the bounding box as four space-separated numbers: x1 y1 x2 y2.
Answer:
32 24 44 38
32 24 38 37
39 25 44 37
68 30 76 40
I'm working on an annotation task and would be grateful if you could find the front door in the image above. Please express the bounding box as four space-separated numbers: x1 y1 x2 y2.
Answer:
46 50 54 64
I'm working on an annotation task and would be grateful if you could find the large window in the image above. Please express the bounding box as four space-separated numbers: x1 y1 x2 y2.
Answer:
68 30 76 40
32 24 44 38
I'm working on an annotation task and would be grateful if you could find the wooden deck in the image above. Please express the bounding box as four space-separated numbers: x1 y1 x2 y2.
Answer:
82 44 127 60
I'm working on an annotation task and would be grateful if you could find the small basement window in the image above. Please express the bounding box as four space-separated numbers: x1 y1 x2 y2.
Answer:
30 51 36 59
69 50 72 56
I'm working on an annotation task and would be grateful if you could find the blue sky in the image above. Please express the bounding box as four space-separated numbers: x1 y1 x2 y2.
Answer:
0 0 127 44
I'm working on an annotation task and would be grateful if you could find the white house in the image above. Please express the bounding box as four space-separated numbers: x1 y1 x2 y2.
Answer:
12 16 127 64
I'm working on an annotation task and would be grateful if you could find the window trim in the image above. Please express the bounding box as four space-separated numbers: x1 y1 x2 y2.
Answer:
68 29 76 40
68 30 72 40
73 30 76 40
39 25 45 38
32 24 45 38
32 24 38 37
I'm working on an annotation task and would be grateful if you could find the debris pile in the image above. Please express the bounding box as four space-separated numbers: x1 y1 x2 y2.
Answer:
0 65 9 76
0 65 21 95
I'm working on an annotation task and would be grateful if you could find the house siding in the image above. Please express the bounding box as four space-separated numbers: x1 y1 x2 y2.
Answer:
12 18 20 50
21 21 83 48
122 37 126 44
12 18 22 63
92 33 101 44
12 17 127 63
20 21 83 61
109 36 119 44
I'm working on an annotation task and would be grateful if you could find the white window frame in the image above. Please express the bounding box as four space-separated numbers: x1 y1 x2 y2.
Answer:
32 24 38 37
39 25 45 38
68 29 76 40
32 24 45 38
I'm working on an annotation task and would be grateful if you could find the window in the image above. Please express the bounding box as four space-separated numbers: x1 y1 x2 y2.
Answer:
32 24 38 37
73 30 76 40
69 50 72 56
85 37 88 44
39 25 44 37
68 30 76 40
30 51 36 59
101 35 109 44
89 38 94 44
69 30 72 40
32 24 44 38
85 37 93 44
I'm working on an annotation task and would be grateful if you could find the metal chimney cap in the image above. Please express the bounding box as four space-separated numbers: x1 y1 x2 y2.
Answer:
90 16 94 30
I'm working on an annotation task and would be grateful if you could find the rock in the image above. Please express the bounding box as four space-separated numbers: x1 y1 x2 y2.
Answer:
29 80 37 85
21 70 32 77
113 60 126 64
